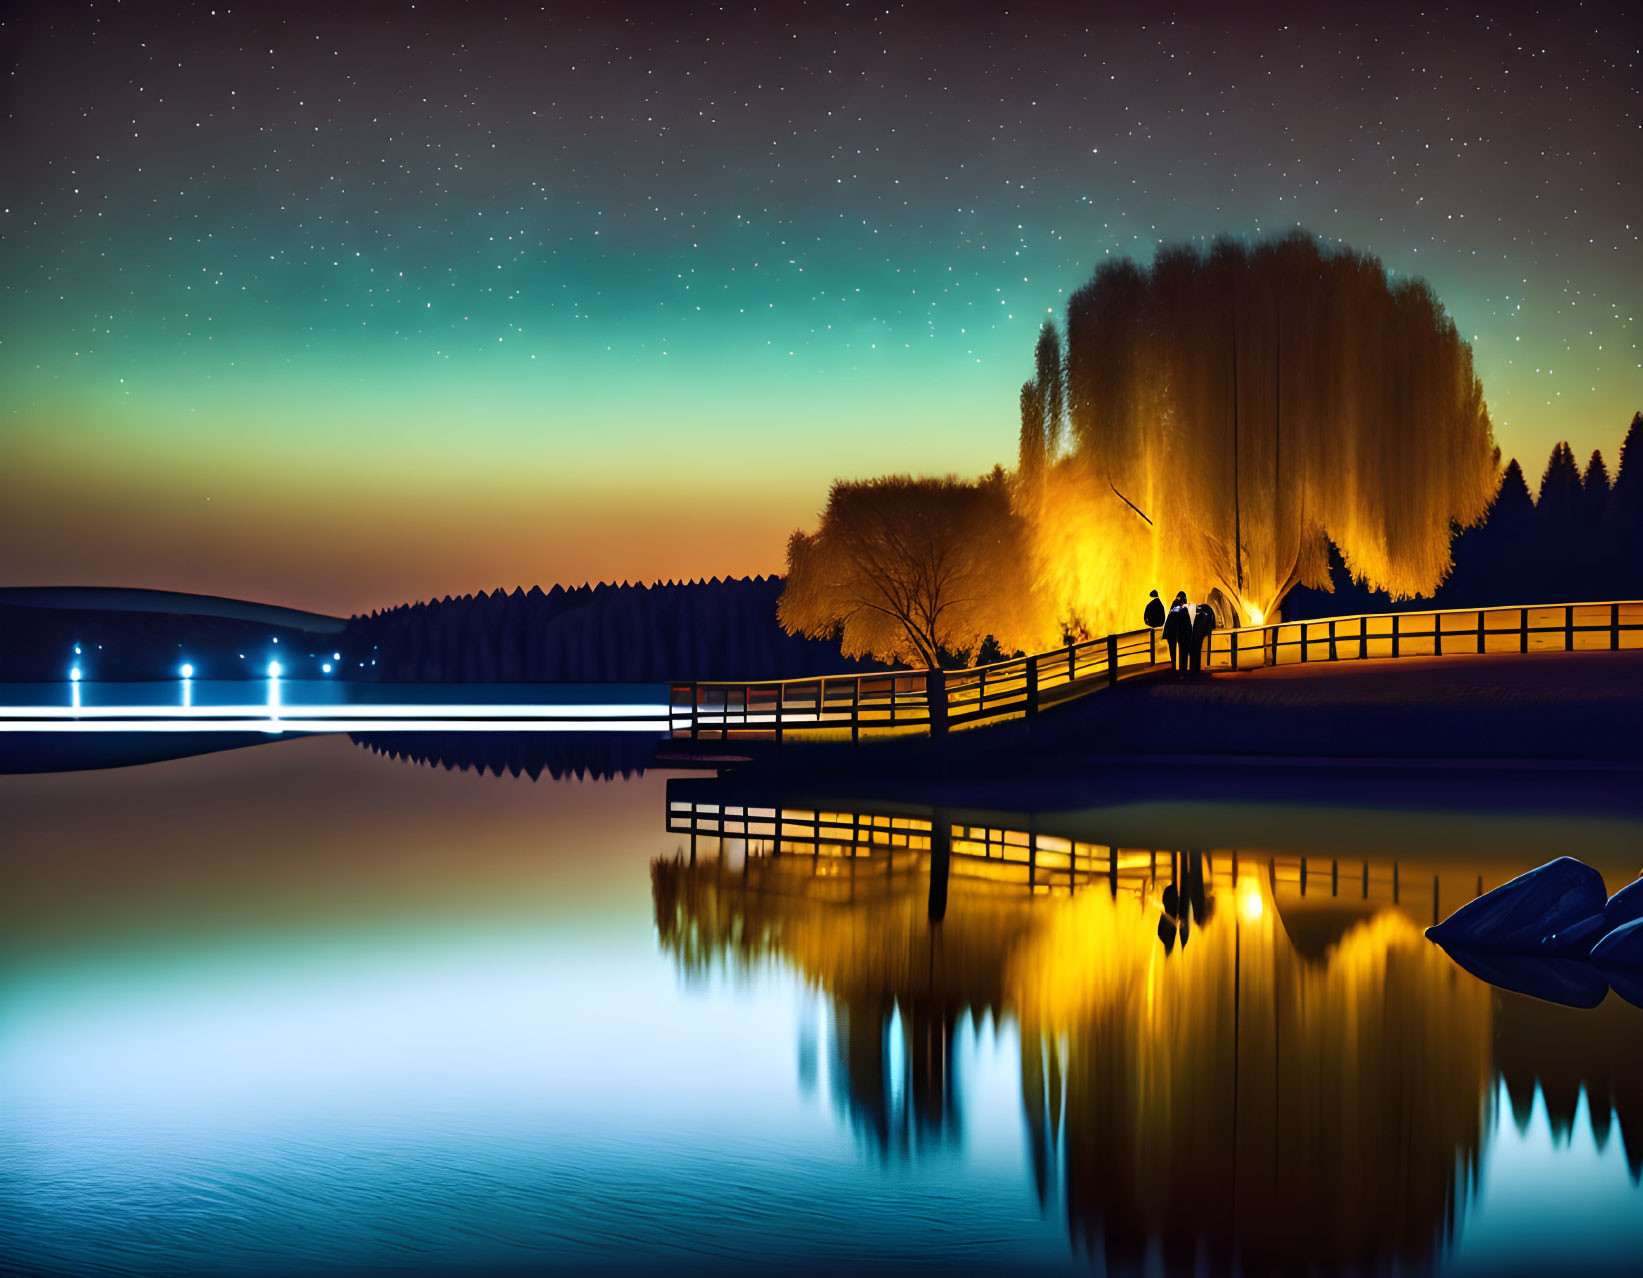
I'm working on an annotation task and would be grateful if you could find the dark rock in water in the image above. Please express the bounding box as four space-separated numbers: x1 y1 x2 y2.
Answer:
1592 917 1643 966
1602 963 1643 1012
1435 944 1610 1009
1544 912 1610 955
1425 856 1608 955
1604 877 1643 933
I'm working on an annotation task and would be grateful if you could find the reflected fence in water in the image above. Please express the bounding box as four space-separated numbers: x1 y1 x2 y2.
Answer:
664 789 1464 929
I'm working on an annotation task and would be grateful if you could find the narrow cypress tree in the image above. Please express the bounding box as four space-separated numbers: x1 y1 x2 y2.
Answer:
1033 322 1064 457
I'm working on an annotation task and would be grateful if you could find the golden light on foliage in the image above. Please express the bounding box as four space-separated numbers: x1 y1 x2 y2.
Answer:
654 846 1500 1270
780 232 1499 666
1018 231 1498 636
1008 884 1494 1271
777 468 1046 667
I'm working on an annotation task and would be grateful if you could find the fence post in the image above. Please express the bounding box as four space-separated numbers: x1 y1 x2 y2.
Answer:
1106 634 1120 685
1328 619 1337 661
1435 613 1443 657
1520 608 1529 654
927 668 948 736
1477 610 1485 655
775 682 785 743
1360 617 1368 661
851 677 861 744
690 681 700 738
1026 656 1040 719
1391 613 1400 659
1614 603 1622 652
1231 628 1239 671
1150 628 1158 664
1300 622 1309 663
1565 606 1574 652
1068 641 1076 684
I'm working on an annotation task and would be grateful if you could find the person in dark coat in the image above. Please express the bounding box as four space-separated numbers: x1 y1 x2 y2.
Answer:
1189 601 1217 672
1162 591 1192 671
1143 589 1166 630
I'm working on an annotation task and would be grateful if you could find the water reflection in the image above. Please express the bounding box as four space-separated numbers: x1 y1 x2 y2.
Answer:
351 730 656 781
6 737 1643 1275
0 726 659 780
654 784 1643 1274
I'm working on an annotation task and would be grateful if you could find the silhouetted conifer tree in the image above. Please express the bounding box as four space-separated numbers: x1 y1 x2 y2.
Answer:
1537 442 1583 523
1612 413 1643 542
1583 449 1612 520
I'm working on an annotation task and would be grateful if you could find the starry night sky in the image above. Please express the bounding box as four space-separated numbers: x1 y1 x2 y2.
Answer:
3 0 1637 616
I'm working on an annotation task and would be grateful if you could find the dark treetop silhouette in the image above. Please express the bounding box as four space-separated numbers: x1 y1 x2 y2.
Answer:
1290 412 1643 619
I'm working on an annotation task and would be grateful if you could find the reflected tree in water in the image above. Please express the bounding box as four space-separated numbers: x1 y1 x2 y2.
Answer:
652 851 1032 1156
351 731 654 781
652 830 1643 1272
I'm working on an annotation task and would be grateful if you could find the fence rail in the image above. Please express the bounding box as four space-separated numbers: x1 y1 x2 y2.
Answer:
670 600 1643 742
664 795 1458 921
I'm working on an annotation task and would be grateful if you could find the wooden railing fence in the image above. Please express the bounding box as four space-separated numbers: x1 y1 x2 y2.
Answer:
670 600 1643 741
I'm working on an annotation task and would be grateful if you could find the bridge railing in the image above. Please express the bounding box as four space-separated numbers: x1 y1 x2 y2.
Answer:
669 600 1643 741
670 625 1163 740
1202 600 1643 672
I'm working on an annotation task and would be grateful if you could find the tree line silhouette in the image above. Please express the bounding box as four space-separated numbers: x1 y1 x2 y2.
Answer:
350 731 656 781
1290 412 1643 618
346 575 885 683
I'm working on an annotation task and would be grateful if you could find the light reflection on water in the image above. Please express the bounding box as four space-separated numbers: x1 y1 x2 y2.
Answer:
2 736 1641 1276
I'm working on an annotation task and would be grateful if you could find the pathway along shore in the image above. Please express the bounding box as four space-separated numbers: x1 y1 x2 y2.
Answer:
658 650 1643 803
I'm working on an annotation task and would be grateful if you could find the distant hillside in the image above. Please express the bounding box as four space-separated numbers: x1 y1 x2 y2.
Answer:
0 577 883 683
0 587 345 633
0 587 350 682
346 575 887 683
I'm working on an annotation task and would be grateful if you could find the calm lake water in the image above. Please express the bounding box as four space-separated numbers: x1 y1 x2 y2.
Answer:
3 733 1642 1276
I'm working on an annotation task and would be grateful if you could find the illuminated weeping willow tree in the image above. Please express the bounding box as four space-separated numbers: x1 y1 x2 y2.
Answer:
1019 231 1498 632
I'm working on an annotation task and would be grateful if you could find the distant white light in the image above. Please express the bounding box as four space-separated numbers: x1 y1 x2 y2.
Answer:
74 645 82 655
321 663 332 674
267 661 282 678
180 663 194 679
69 667 82 682
272 637 279 644
332 652 341 661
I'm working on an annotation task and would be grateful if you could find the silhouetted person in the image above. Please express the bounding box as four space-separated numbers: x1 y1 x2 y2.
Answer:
1189 602 1217 672
1162 592 1192 671
1143 589 1166 629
